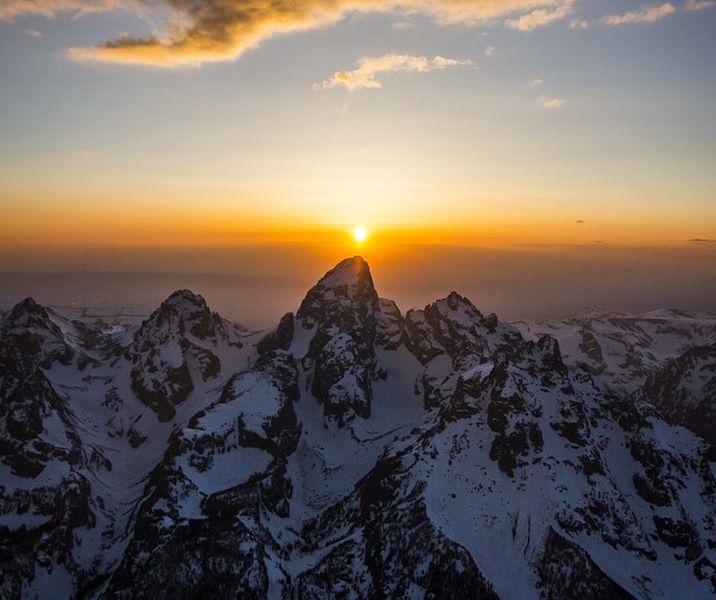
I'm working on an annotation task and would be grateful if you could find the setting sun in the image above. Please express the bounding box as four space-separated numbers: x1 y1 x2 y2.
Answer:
353 226 368 243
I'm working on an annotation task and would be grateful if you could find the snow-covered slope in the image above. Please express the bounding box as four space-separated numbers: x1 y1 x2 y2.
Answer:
0 291 250 599
514 311 716 446
514 310 716 394
1 257 714 599
638 344 716 444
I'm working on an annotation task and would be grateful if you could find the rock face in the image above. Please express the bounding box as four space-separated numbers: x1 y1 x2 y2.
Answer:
638 344 716 444
0 302 105 599
514 310 716 395
127 289 244 422
1 259 715 599
1 298 81 369
297 256 382 425
515 312 716 444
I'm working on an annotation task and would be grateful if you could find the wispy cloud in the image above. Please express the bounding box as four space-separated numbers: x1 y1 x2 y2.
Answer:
685 0 715 10
483 45 495 57
316 53 472 91
529 78 544 86
505 0 574 31
25 28 44 38
537 94 565 109
1 0 592 67
0 0 142 22
600 3 676 26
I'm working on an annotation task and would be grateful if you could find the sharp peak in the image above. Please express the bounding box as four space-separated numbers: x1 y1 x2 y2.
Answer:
13 296 41 309
297 256 377 320
315 256 373 287
337 255 369 267
161 289 207 308
3 297 63 334
328 255 370 274
436 291 481 313
137 289 214 337
7 297 49 320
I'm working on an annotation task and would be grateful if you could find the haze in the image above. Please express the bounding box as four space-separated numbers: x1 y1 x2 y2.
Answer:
1 243 714 329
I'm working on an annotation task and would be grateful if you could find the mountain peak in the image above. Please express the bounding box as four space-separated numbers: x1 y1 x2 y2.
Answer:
128 289 242 422
162 289 207 310
4 297 54 330
137 289 210 332
444 291 483 317
295 256 382 424
316 255 370 288
8 297 43 316
13 296 40 310
297 256 378 322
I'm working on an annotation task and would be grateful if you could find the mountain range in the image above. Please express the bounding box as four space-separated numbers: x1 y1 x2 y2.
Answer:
1 256 714 599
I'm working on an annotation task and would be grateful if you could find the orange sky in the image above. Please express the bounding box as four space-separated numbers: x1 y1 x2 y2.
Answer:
1 193 712 249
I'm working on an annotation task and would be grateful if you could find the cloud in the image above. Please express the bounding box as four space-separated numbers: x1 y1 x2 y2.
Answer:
483 45 495 57
599 3 676 26
576 219 585 223
0 0 141 22
688 238 716 243
316 53 472 91
685 0 715 9
505 0 574 31
25 28 44 37
529 77 544 86
570 17 589 28
1 0 589 67
537 94 564 108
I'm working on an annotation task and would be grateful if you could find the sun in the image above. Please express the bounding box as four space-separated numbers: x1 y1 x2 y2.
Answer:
353 226 368 243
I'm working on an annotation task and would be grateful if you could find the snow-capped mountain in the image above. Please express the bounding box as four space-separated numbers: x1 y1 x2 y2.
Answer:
513 310 716 396
514 311 716 445
1 257 714 599
126 289 245 422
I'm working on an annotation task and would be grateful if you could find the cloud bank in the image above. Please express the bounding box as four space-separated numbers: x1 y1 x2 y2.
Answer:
316 53 472 91
1 0 577 67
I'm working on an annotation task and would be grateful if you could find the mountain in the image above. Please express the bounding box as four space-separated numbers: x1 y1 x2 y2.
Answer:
126 289 245 422
1 257 715 599
638 344 716 445
514 310 716 395
514 311 716 445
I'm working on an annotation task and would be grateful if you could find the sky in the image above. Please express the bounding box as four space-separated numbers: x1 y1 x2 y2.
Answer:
0 1 715 321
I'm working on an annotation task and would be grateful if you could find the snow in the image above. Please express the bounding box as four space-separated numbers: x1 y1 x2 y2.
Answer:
314 256 368 289
2 274 715 599
513 311 716 394
177 446 273 495
30 564 74 600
